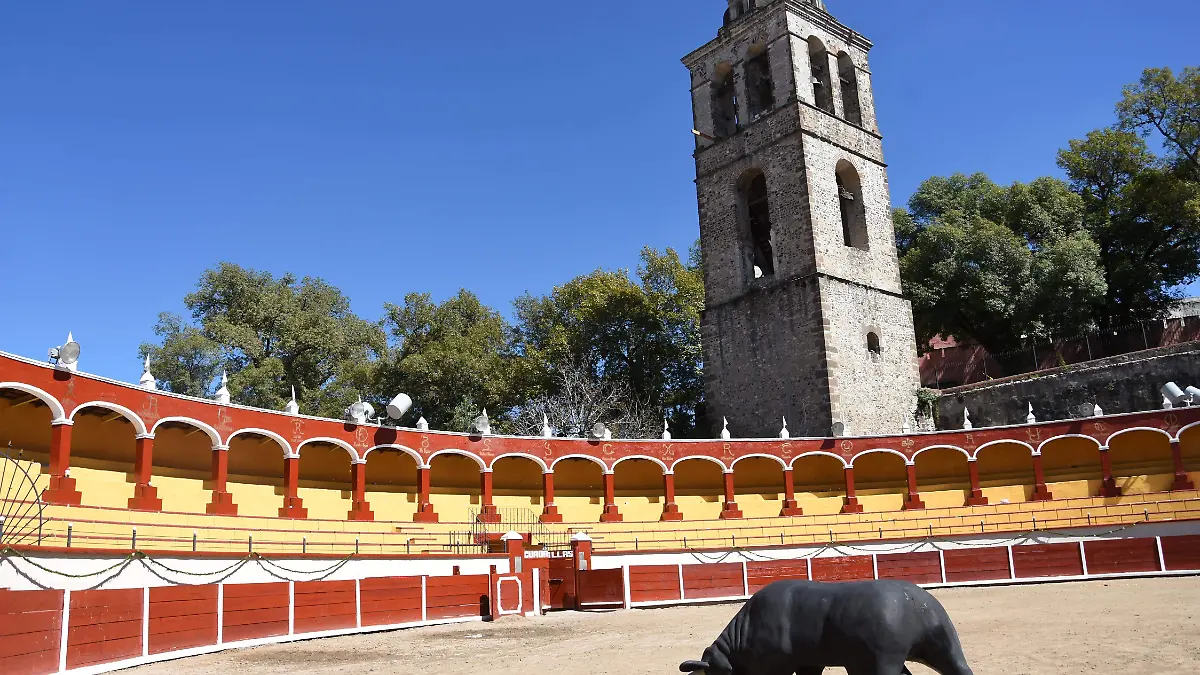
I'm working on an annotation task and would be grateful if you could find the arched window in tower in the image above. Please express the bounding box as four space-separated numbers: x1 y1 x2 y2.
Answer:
837 52 862 126
711 65 738 138
745 45 775 119
739 170 775 278
836 160 869 251
867 331 881 356
808 37 834 114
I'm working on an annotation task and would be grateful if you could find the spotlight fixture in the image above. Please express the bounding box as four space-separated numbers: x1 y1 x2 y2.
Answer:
48 333 81 372
386 393 413 420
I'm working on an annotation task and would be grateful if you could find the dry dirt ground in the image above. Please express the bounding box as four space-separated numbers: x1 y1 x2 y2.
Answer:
127 577 1200 675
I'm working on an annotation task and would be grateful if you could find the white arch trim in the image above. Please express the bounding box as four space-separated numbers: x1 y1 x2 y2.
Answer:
670 455 730 473
427 449 486 470
730 453 788 470
788 451 849 469
69 401 148 436
850 448 913 467
1105 426 1172 448
226 428 294 458
611 455 669 473
0 382 67 422
295 437 360 463
911 445 970 462
489 452 549 473
151 417 222 449
1036 434 1102 455
361 444 423 466
973 439 1035 460
550 454 609 472
1174 420 1200 442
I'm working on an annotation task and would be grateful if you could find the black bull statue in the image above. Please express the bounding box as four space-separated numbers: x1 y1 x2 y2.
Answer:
679 580 974 675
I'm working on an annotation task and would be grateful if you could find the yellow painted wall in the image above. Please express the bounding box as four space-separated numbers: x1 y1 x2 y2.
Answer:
0 394 52 466
734 458 785 518
792 455 847 515
430 454 481 522
151 424 214 514
853 452 907 513
976 443 1035 503
1108 430 1175 496
365 491 417 521
1041 436 1102 483
72 466 134 509
554 459 603 523
364 449 418 521
615 460 664 522
1181 428 1200 471
227 434 286 518
675 459 724 520
914 448 970 507
493 456 544 515
297 443 355 520
226 481 281 518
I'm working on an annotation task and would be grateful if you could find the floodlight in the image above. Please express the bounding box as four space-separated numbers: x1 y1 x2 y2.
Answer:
472 411 491 435
1078 403 1095 418
346 400 374 425
1163 382 1187 406
1187 386 1200 404
831 421 845 437
386 393 413 420
49 333 81 370
591 422 608 439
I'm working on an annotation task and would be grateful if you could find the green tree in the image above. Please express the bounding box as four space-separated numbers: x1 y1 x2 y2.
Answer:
376 290 519 432
144 263 385 417
1116 66 1200 178
512 245 705 436
897 174 1107 353
138 313 222 397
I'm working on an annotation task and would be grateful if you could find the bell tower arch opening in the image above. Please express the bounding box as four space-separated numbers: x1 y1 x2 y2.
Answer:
739 169 775 279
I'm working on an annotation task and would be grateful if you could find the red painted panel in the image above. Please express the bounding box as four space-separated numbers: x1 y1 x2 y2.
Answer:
496 577 522 614
746 560 810 594
221 583 289 644
359 577 423 627
682 563 744 599
546 557 577 611
67 589 142 669
942 547 1011 582
1012 543 1084 579
811 556 873 582
148 585 218 655
1162 535 1200 571
628 565 681 603
1083 539 1161 575
577 569 624 606
425 575 489 620
293 581 356 634
876 552 942 584
0 589 62 675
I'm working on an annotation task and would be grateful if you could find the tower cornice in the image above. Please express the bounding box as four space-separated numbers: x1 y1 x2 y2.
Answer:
682 0 872 69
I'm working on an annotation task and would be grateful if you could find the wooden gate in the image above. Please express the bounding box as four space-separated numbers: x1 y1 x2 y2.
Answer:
546 556 576 610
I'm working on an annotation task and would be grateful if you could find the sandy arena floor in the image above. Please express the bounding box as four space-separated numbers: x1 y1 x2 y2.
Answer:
127 577 1200 675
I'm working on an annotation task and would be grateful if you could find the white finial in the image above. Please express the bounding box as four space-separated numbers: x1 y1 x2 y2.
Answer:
214 370 231 404
902 418 912 434
962 408 972 430
139 355 157 390
541 413 554 438
1026 402 1036 424
720 417 731 440
416 416 429 431
662 418 672 440
66 331 74 344
1164 395 1174 410
1094 403 1104 417
603 427 612 440
780 417 790 440
753 265 764 279
284 386 299 415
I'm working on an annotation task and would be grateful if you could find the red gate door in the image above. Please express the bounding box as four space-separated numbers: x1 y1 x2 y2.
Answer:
546 556 576 610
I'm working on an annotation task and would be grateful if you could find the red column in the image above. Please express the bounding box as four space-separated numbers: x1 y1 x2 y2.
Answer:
966 459 988 506
600 471 622 522
842 466 863 513
348 461 374 521
903 463 925 510
661 472 683 521
570 534 594 611
1099 449 1122 498
128 435 163 511
479 470 501 523
206 446 237 515
1031 453 1053 501
540 471 562 523
1171 441 1195 491
720 470 742 519
781 468 803 516
42 422 81 506
414 465 438 522
278 455 308 519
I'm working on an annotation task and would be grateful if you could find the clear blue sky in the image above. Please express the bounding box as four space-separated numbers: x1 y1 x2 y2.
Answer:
3 0 1198 384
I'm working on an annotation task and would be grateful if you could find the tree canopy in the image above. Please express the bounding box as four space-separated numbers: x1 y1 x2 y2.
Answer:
899 66 1200 352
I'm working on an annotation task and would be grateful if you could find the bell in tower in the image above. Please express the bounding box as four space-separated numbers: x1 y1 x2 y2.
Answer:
687 0 919 438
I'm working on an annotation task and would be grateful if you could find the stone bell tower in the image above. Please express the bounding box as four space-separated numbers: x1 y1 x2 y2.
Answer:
685 0 919 438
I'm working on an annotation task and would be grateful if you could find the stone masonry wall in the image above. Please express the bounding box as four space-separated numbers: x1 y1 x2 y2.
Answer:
937 343 1200 430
